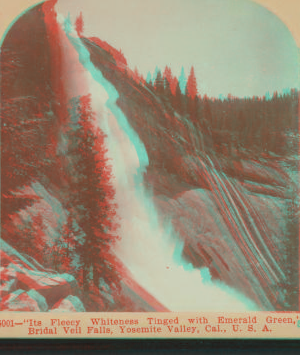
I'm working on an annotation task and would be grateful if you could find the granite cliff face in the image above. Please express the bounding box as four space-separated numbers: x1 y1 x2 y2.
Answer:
1 1 298 311
82 35 297 310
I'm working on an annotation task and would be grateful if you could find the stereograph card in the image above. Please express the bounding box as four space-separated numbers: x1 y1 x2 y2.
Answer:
0 0 299 341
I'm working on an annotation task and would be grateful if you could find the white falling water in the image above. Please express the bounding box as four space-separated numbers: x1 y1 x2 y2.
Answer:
88 75 259 312
61 16 258 311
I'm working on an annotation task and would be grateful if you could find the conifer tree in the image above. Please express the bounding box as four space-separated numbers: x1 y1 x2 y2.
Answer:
163 66 173 103
75 12 84 37
146 71 152 84
1 98 55 223
67 95 119 293
170 76 178 96
186 66 198 99
163 66 172 86
178 67 187 95
154 70 164 96
172 81 184 114
133 67 140 83
186 67 198 122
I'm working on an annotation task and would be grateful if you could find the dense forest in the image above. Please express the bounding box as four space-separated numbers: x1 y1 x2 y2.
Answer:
131 64 298 158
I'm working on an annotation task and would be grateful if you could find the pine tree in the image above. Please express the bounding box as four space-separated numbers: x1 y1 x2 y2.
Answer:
186 66 198 99
170 76 178 96
186 67 198 122
154 70 164 96
67 95 119 293
163 66 172 86
178 66 187 95
146 71 152 84
173 81 184 114
153 66 160 82
163 66 173 104
75 12 84 37
132 67 141 84
1 98 55 223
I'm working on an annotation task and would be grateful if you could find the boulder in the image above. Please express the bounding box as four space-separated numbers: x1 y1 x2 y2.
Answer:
0 242 84 312
5 262 79 309
0 267 17 298
0 289 42 311
27 289 48 312
50 295 85 312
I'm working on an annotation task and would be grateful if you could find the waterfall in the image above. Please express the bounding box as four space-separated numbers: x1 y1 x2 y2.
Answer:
60 16 258 311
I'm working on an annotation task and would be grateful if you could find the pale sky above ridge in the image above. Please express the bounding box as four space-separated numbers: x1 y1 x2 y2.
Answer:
1 0 299 98
56 0 299 98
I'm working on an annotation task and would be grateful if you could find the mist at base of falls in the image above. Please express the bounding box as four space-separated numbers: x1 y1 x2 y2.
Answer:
62 20 259 311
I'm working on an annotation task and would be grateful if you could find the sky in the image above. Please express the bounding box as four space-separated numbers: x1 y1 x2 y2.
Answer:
1 0 299 98
55 0 299 98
